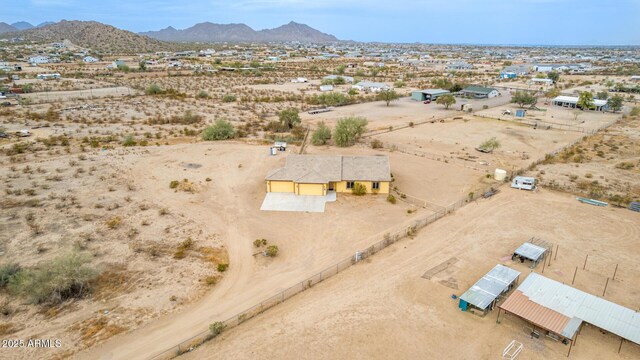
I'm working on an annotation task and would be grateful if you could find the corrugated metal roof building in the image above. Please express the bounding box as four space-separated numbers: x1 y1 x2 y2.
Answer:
499 273 640 355
459 264 520 314
513 242 547 268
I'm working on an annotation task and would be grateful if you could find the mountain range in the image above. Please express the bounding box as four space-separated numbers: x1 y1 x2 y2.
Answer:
0 20 339 53
140 21 339 43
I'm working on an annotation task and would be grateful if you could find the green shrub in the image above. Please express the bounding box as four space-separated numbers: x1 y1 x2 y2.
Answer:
169 180 179 189
386 194 396 204
217 263 228 272
122 135 136 147
352 182 367 196
311 122 332 145
265 245 279 257
278 108 301 129
371 139 383 149
0 263 21 288
222 94 236 103
145 84 164 95
196 90 209 99
8 251 98 304
202 119 235 141
209 321 226 337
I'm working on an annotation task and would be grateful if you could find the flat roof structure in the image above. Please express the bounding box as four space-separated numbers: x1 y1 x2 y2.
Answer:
459 264 520 313
499 273 640 355
514 242 547 262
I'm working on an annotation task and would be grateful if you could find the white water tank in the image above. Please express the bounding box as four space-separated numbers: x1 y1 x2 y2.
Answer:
494 168 507 181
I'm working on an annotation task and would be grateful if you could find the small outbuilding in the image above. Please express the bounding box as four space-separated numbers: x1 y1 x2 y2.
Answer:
512 242 547 268
411 89 450 101
511 176 535 190
459 264 520 315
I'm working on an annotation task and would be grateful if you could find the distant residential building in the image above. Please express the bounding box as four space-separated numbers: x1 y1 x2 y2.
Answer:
631 75 640 81
82 56 99 63
323 75 354 83
499 72 517 79
291 77 308 83
446 61 473 70
552 96 608 111
37 73 61 80
106 60 126 69
28 56 49 65
461 85 500 99
319 85 334 92
530 78 554 86
352 81 390 93
503 65 531 76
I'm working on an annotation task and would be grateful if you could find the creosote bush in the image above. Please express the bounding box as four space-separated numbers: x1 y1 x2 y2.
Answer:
352 182 367 196
265 245 279 257
386 194 396 204
202 119 235 141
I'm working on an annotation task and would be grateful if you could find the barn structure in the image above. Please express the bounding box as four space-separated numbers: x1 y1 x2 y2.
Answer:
498 273 640 356
411 89 450 101
459 264 521 315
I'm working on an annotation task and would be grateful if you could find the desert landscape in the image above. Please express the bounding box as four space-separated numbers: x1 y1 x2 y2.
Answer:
1 10 639 360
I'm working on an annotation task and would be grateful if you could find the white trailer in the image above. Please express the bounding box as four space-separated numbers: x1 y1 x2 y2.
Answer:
511 176 536 190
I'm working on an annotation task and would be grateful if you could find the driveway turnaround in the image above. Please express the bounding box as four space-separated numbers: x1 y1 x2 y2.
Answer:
260 192 336 213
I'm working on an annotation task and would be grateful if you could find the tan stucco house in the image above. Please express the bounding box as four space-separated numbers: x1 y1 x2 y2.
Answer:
265 155 391 196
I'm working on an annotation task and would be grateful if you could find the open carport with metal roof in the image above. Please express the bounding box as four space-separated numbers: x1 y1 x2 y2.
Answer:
512 241 548 268
497 272 640 357
458 264 521 315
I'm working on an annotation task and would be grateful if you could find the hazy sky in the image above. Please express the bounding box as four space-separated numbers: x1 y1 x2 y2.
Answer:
5 0 640 45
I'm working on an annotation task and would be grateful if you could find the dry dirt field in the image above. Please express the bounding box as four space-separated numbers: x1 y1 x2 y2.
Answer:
182 189 640 360
532 116 640 204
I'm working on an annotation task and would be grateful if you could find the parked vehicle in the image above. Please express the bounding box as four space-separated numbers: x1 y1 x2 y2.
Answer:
423 100 431 104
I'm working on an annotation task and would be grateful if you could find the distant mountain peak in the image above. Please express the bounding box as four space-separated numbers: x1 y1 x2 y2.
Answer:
11 21 34 30
141 21 338 43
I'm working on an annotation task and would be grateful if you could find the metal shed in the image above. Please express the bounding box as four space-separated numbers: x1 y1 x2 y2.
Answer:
513 242 547 268
459 264 520 315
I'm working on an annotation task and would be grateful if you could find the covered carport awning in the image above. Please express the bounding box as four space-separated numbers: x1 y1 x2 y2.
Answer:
513 242 547 263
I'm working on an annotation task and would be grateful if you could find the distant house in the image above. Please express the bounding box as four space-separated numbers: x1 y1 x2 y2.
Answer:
503 65 530 76
106 60 126 69
323 75 354 83
530 78 554 86
363 61 385 68
28 56 49 65
352 81 390 93
461 85 500 99
446 61 473 70
82 56 99 63
291 77 308 83
36 73 61 80
631 75 640 82
319 85 334 92
499 72 517 79
411 89 450 101
265 155 391 196
552 96 608 111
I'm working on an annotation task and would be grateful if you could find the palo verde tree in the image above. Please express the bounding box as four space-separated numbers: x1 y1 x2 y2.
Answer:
547 71 560 84
577 91 595 110
607 95 624 113
511 91 538 108
333 117 368 147
311 122 332 145
376 89 400 106
202 119 235 140
436 94 456 109
278 108 301 129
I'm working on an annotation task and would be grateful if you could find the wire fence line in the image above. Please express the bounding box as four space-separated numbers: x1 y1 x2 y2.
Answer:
149 113 624 360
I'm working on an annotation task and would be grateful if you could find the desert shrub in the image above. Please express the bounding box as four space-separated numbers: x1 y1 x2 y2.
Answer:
106 216 122 229
478 137 501 152
0 263 21 288
122 135 136 147
386 194 396 204
311 122 332 145
352 182 367 196
333 117 368 147
217 263 228 272
209 321 226 337
222 94 236 102
204 275 219 285
202 119 235 141
265 245 279 257
8 251 98 304
196 90 209 99
253 239 267 247
173 249 186 259
169 180 179 189
616 162 635 170
371 139 383 149
145 84 164 95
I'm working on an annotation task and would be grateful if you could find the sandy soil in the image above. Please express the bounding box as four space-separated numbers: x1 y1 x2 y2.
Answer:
182 189 640 360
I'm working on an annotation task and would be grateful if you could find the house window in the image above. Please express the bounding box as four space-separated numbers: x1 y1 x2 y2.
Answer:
346 181 354 189
372 182 380 190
